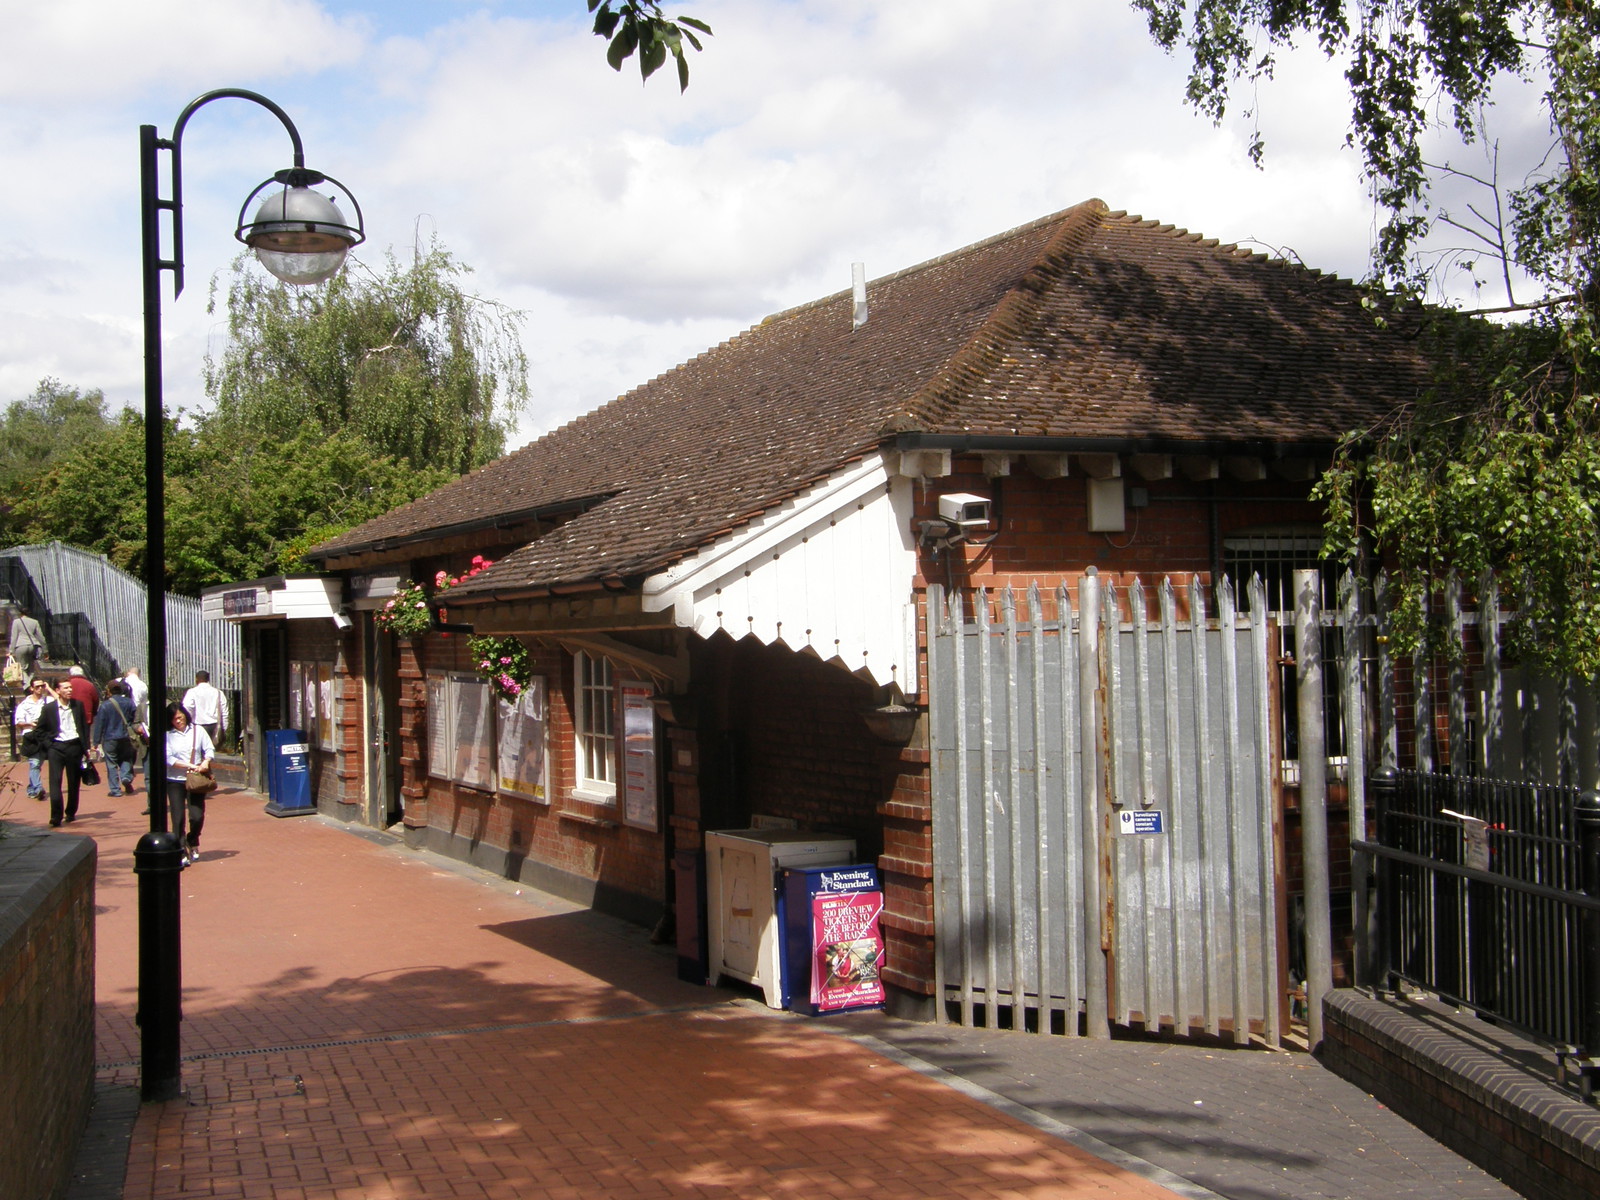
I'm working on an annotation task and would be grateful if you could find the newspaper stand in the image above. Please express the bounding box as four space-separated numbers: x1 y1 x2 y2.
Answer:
780 864 886 1016
263 728 313 817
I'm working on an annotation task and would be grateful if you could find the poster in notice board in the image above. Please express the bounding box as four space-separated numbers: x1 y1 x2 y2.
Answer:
426 675 449 779
289 661 304 730
452 676 495 791
619 679 657 830
496 677 548 802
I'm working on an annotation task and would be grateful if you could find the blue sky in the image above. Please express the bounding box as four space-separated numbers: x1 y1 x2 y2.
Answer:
0 2 1552 448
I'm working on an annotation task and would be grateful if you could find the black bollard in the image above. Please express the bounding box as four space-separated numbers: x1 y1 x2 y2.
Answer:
134 829 185 1101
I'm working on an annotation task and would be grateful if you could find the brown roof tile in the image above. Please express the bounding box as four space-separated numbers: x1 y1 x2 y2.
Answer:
311 199 1428 595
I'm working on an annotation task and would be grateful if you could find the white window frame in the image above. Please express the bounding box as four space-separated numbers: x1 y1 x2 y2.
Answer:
572 651 616 802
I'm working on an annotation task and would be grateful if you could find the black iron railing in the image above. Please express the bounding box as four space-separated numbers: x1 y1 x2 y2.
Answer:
1354 769 1600 1097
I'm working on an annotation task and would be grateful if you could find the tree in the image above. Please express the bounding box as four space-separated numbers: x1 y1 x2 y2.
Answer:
12 415 453 594
205 241 528 478
0 379 115 541
1136 2 1600 675
588 1 711 90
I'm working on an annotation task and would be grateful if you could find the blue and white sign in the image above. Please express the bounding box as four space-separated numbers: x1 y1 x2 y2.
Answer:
1118 809 1165 836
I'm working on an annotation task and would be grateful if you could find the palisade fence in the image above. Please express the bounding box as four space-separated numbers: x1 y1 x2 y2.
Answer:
0 541 241 691
929 562 1600 1060
928 570 1283 1044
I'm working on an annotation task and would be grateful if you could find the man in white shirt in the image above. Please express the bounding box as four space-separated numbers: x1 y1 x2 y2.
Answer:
182 670 228 746
14 677 49 800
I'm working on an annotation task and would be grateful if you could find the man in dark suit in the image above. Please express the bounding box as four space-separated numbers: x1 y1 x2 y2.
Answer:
35 678 89 827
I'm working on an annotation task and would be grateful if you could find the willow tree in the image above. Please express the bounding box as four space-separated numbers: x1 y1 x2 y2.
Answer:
205 241 527 478
1138 2 1600 674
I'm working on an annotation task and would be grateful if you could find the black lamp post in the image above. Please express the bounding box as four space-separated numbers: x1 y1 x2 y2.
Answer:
137 89 364 1102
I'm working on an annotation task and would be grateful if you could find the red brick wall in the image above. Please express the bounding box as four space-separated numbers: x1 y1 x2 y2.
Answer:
405 633 666 921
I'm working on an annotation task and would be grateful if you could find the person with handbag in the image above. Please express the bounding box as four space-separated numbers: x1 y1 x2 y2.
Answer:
163 701 215 865
8 607 45 674
91 679 139 797
34 678 88 826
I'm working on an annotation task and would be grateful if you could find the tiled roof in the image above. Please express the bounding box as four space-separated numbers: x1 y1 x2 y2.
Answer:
311 199 1429 594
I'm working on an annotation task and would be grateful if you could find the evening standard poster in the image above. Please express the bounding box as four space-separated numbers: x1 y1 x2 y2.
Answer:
809 870 886 1012
496 677 548 802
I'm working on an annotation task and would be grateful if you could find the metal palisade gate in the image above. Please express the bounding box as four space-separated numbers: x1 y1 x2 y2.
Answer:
928 571 1284 1043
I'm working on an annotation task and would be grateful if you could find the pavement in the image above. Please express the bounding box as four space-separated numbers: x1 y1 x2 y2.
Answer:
2 757 1521 1200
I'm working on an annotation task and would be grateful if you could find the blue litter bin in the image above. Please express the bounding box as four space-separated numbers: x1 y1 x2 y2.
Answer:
263 729 313 817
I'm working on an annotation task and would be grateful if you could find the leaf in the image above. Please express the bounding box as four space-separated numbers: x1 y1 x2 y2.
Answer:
607 22 639 71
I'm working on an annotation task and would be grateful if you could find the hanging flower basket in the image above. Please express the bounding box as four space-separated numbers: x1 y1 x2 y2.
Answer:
373 556 496 638
469 635 533 703
374 580 434 636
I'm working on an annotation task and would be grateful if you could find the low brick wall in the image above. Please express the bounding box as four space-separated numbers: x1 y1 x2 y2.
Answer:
1321 988 1600 1200
0 826 97 1200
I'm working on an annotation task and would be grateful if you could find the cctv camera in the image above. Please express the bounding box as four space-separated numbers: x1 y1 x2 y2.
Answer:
937 492 991 529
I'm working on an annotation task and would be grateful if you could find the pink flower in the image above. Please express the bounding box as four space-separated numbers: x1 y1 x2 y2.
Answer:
499 656 512 665
415 601 426 609
434 570 448 585
471 555 485 566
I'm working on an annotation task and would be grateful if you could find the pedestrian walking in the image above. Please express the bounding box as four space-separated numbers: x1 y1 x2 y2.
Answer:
8 607 45 674
182 670 228 747
14 677 49 801
163 702 215 864
122 666 150 784
66 664 99 725
91 679 139 796
35 678 88 826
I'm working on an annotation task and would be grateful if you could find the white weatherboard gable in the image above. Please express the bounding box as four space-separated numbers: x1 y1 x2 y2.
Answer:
641 454 918 691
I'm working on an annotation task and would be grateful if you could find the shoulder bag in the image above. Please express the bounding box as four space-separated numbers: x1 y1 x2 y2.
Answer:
185 729 217 795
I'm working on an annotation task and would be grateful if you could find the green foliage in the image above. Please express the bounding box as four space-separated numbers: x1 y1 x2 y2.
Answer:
8 410 151 570
0 380 116 541
588 1 711 90
205 241 527 477
1139 2 1600 675
10 416 451 595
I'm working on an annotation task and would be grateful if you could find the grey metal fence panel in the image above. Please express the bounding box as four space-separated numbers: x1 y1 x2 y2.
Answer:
930 574 1280 1042
1 541 241 690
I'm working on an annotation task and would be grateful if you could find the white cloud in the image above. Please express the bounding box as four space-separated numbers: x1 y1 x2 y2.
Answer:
0 0 1564 450
0 0 368 102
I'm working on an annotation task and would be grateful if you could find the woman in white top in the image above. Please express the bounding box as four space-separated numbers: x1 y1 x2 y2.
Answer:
164 701 214 864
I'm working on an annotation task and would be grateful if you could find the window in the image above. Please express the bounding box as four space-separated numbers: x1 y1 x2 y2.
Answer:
573 651 616 800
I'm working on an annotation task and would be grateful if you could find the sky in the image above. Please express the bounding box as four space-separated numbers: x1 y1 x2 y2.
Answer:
0 0 1555 450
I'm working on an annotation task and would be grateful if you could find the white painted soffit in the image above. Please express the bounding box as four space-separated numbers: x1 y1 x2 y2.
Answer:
641 453 919 692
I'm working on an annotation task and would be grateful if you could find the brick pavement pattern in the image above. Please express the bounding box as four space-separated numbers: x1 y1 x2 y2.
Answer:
7 762 1185 1200
5 759 1523 1200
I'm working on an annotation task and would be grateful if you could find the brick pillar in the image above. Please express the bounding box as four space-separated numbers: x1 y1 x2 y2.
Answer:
878 742 936 1005
396 636 429 830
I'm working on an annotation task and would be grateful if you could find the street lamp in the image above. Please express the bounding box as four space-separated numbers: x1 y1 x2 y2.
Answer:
137 88 364 1102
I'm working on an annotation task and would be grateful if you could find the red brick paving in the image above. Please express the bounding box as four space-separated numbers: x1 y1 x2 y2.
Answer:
4 762 1184 1199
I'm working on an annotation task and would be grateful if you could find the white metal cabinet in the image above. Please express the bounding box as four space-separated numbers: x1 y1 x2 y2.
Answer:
705 829 855 1008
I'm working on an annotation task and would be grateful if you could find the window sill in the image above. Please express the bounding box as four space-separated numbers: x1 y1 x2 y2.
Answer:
568 784 616 806
559 809 620 830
